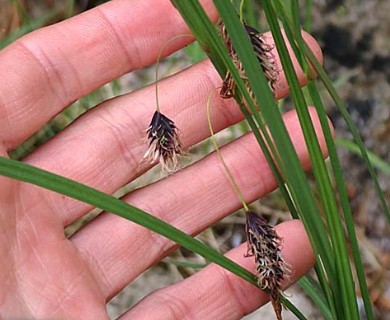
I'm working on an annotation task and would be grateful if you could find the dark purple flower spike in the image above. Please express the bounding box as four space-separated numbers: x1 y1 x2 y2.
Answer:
219 21 278 99
144 110 183 173
245 210 292 320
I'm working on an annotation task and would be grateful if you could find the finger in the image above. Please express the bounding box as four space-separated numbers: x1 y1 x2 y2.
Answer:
24 31 323 226
70 108 328 299
271 30 322 98
0 0 217 149
121 220 314 320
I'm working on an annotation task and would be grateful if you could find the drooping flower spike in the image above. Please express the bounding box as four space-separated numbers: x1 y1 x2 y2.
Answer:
143 110 183 173
218 21 278 99
245 210 292 320
143 34 195 173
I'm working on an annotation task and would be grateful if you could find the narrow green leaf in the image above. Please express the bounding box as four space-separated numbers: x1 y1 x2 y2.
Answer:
309 85 375 320
172 0 298 222
0 157 257 286
304 43 390 226
299 276 334 320
336 138 390 175
170 1 308 317
271 4 378 317
261 0 337 281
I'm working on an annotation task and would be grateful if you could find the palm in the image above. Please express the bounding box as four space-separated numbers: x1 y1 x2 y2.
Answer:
0 1 324 319
1 179 105 317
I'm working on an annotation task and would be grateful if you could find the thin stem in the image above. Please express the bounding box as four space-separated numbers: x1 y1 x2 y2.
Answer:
206 89 249 212
155 34 194 112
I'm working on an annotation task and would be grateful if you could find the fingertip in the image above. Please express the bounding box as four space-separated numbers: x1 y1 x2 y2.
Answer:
302 30 324 67
262 29 323 98
301 30 324 84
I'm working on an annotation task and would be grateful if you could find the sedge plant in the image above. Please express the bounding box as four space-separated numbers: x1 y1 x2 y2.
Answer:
171 0 389 319
1 1 389 319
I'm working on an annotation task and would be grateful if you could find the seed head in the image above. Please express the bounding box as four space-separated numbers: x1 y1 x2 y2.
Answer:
144 111 183 173
218 21 278 99
245 210 291 320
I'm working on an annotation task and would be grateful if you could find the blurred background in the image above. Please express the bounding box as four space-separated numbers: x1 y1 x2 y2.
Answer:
1 0 389 319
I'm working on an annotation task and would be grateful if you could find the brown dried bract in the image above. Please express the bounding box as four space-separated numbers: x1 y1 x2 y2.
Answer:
245 210 291 320
218 21 278 99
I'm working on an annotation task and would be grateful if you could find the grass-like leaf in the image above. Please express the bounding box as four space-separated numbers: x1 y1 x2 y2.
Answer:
307 82 375 320
0 157 257 286
336 138 390 175
304 41 390 227
172 1 383 319
269 2 362 318
298 276 334 320
272 1 378 318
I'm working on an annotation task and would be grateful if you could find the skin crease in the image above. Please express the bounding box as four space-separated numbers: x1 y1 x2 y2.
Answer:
0 0 328 319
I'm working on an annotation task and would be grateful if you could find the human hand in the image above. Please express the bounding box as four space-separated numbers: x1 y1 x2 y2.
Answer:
0 0 325 319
